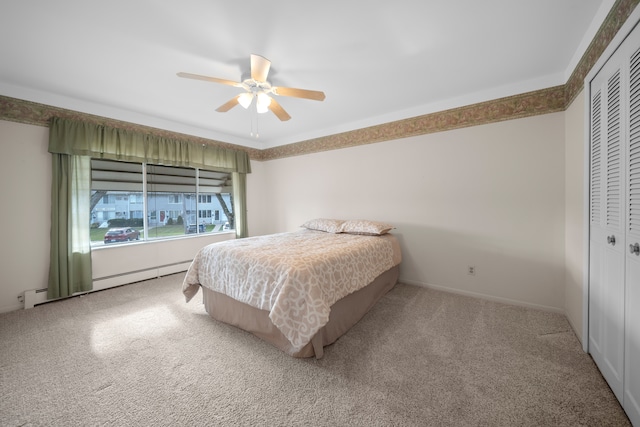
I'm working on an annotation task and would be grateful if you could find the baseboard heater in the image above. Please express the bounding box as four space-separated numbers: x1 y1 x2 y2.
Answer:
23 261 191 309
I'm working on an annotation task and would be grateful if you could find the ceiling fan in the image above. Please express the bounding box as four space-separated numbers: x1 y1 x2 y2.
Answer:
177 54 325 121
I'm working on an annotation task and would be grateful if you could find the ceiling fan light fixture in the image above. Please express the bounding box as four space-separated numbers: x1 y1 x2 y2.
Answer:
256 92 272 114
177 54 325 123
238 92 253 109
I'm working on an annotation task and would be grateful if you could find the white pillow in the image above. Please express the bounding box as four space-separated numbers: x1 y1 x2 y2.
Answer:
341 219 394 236
300 218 345 233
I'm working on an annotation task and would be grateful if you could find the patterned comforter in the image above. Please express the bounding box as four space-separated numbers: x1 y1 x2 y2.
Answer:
182 229 400 352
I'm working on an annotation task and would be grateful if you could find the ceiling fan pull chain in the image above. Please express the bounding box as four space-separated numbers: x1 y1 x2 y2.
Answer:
256 115 260 139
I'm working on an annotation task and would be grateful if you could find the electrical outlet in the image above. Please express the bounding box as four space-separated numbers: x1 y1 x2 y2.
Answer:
17 295 24 303
467 266 476 276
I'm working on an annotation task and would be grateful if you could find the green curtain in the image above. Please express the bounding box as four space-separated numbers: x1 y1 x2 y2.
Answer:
233 172 248 238
48 154 93 299
47 116 252 297
48 117 251 173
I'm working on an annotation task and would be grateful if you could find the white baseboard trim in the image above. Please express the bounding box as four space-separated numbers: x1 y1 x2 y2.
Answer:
92 261 191 292
400 278 566 315
23 262 191 309
565 310 585 348
0 302 24 314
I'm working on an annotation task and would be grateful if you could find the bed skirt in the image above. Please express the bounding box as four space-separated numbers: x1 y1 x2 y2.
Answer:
200 265 400 358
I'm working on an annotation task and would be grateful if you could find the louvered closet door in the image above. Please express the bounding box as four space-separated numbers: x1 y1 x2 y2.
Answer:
624 35 640 427
589 47 626 403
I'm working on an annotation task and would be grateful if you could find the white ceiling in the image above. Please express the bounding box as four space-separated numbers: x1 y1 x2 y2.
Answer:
0 1 612 150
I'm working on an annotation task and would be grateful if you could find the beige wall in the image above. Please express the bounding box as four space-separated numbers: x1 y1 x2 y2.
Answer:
564 90 587 343
251 112 567 312
0 121 51 312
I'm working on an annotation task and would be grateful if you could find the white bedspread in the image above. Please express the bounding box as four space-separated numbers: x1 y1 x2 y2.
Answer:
182 229 398 352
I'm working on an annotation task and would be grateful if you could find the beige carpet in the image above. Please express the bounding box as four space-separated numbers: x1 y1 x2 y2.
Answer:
0 274 630 426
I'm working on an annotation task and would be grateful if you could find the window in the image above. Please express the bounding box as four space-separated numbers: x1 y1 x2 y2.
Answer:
90 159 234 246
168 194 182 204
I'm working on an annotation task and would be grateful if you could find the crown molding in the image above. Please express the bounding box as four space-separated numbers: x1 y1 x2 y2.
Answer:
259 86 565 160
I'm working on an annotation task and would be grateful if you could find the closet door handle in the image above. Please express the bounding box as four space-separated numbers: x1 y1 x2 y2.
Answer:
607 235 616 246
630 243 640 256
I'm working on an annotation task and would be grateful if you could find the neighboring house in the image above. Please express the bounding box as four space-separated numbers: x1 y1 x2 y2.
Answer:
92 192 232 227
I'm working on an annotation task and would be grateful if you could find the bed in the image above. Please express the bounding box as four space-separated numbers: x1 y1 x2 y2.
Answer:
182 218 402 358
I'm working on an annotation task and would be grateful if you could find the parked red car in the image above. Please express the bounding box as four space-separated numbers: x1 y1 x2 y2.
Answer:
104 227 140 244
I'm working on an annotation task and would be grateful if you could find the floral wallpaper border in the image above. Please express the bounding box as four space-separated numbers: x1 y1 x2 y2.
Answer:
261 86 566 160
1 0 637 162
565 0 640 106
0 95 263 159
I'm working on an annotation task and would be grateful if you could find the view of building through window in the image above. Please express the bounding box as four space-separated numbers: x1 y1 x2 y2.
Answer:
90 159 233 246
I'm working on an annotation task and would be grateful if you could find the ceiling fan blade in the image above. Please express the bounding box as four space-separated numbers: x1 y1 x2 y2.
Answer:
272 86 326 101
177 72 243 88
268 98 291 121
215 95 241 112
251 54 271 82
